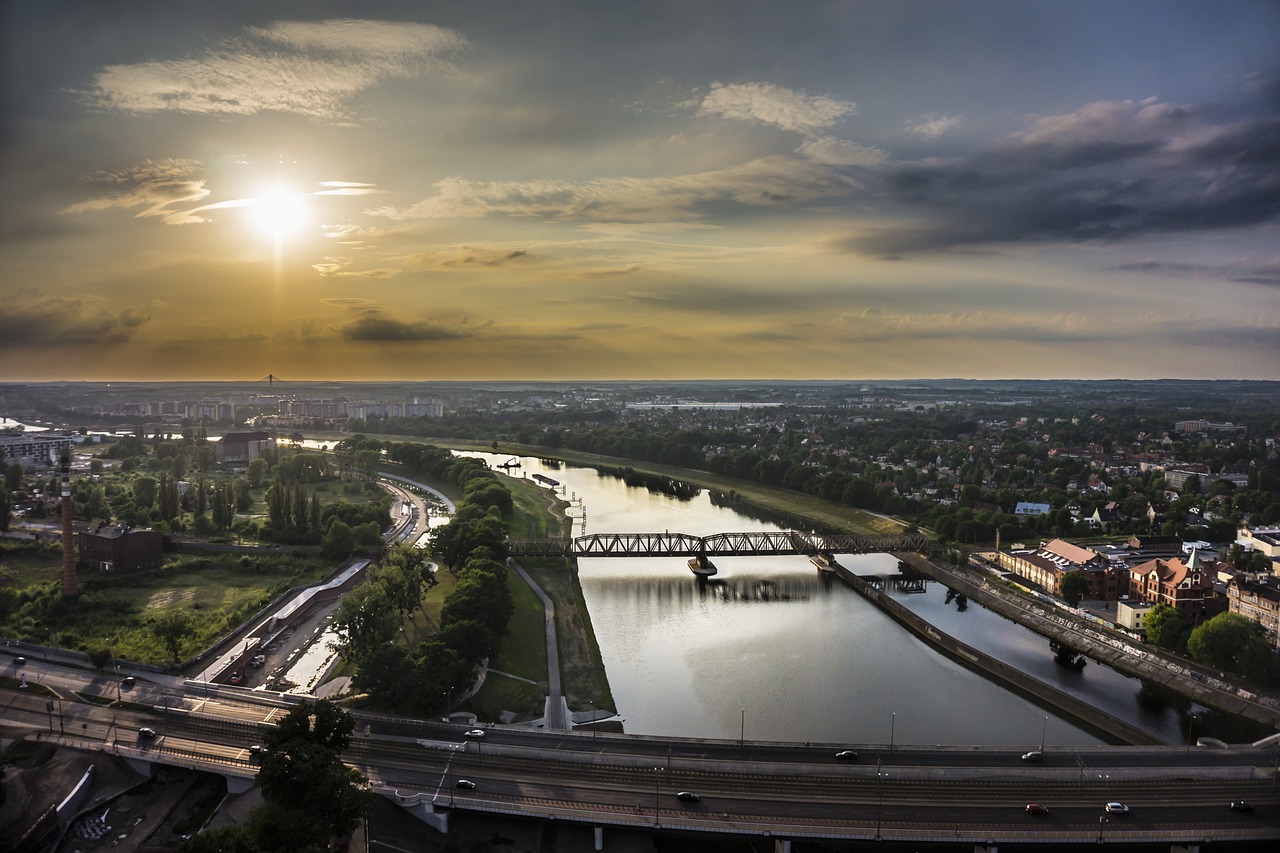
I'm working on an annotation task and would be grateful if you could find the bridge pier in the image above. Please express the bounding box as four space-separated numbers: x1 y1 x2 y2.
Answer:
225 775 256 795
384 789 450 833
594 825 603 850
773 839 791 853
1170 846 1200 853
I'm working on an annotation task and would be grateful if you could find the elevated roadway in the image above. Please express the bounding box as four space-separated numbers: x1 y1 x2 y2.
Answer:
4 660 1279 848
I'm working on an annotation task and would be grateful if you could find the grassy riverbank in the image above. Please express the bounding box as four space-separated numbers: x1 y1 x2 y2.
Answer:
334 432 907 537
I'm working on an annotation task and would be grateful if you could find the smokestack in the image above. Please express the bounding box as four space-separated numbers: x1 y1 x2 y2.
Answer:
60 449 78 599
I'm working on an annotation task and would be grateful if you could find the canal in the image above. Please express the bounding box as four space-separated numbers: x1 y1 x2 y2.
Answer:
460 453 1264 748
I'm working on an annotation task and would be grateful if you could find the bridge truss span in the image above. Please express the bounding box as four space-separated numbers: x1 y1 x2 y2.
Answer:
507 530 928 559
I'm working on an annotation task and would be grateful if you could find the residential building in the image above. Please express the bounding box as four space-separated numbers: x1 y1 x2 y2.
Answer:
1226 574 1280 647
1128 549 1215 621
998 538 1126 600
1116 600 1156 636
0 432 79 469
1237 526 1280 559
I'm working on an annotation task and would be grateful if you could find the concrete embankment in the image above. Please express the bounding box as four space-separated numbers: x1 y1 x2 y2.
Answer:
897 553 1280 733
830 559 1164 745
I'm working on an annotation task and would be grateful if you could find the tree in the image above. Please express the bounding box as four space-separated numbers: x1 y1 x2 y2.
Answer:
1188 612 1272 677
1143 603 1187 652
4 462 22 491
257 701 371 850
0 484 9 532
1058 572 1091 607
132 476 158 509
150 610 194 663
178 825 260 853
330 582 397 663
321 519 355 561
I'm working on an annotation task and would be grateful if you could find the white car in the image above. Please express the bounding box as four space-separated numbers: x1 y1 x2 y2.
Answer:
1105 802 1130 814
464 729 485 739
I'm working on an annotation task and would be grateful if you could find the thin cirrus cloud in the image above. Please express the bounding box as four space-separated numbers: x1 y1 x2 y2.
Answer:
697 82 856 133
80 19 466 122
59 159 209 221
904 113 960 139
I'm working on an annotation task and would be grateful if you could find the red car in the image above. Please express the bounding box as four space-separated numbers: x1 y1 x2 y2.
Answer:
1025 803 1049 816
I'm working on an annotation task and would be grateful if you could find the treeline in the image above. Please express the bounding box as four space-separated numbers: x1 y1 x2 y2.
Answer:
3 429 393 556
337 442 515 714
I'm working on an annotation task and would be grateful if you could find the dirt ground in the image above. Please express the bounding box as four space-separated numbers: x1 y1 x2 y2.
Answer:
0 731 218 853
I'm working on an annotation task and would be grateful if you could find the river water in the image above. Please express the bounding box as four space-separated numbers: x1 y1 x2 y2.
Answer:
459 453 1265 748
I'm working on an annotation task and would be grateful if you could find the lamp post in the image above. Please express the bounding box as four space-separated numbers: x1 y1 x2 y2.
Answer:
890 712 896 755
1097 815 1108 842
740 708 745 747
1040 716 1048 753
1186 714 1197 756
653 767 662 828
875 759 885 840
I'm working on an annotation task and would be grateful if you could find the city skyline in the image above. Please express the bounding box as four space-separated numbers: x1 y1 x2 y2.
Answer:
2 0 1278 382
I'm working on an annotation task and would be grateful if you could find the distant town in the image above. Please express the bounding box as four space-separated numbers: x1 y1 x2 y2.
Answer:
3 377 1280 668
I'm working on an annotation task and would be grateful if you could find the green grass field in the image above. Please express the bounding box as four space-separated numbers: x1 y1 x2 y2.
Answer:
0 542 335 665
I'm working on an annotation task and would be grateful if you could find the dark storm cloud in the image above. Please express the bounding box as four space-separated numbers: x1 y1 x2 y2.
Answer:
340 312 476 342
0 296 151 348
1111 259 1280 287
846 106 1280 255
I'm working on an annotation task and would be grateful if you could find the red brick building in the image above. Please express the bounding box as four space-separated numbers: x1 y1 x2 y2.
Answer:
78 524 164 572
1128 549 1215 621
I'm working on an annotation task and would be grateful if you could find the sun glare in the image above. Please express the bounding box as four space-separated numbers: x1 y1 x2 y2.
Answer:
252 189 307 238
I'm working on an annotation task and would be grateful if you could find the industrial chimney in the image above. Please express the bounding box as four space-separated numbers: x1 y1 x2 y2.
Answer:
59 449 78 599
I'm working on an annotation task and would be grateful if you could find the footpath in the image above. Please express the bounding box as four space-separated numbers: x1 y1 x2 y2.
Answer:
900 552 1280 733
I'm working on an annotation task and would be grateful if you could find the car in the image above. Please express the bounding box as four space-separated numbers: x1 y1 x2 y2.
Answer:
1021 751 1043 762
248 745 267 760
1230 801 1254 813
464 729 485 739
15 656 25 665
1025 803 1049 816
121 676 135 687
675 791 700 803
138 727 157 739
1105 802 1130 814
455 779 477 790
835 750 859 760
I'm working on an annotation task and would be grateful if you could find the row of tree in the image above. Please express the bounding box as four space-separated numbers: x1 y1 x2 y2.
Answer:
333 445 516 714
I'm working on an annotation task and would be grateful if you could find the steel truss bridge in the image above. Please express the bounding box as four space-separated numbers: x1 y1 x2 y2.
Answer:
507 531 929 559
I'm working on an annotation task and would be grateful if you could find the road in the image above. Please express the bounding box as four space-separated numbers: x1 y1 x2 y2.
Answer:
5 653 1279 846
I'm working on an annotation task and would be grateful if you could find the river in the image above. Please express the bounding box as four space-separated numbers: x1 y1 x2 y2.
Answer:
460 453 1263 748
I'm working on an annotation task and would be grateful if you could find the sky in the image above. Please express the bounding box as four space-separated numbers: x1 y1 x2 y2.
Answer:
2 0 1278 383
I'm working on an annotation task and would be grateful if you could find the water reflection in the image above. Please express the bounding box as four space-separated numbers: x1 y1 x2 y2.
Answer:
462 452 1266 746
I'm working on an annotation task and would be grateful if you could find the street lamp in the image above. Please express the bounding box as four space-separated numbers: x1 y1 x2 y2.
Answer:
889 712 896 755
1186 714 1197 755
1097 815 1108 842
653 766 662 828
1040 715 1048 753
875 760 886 840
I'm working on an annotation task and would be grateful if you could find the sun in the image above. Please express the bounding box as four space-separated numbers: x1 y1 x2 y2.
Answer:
251 189 307 238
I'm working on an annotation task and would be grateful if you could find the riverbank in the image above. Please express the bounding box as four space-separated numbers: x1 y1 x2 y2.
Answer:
311 432 906 538
901 553 1280 733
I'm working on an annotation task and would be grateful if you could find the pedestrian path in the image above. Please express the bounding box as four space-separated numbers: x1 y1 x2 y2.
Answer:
507 558 569 730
